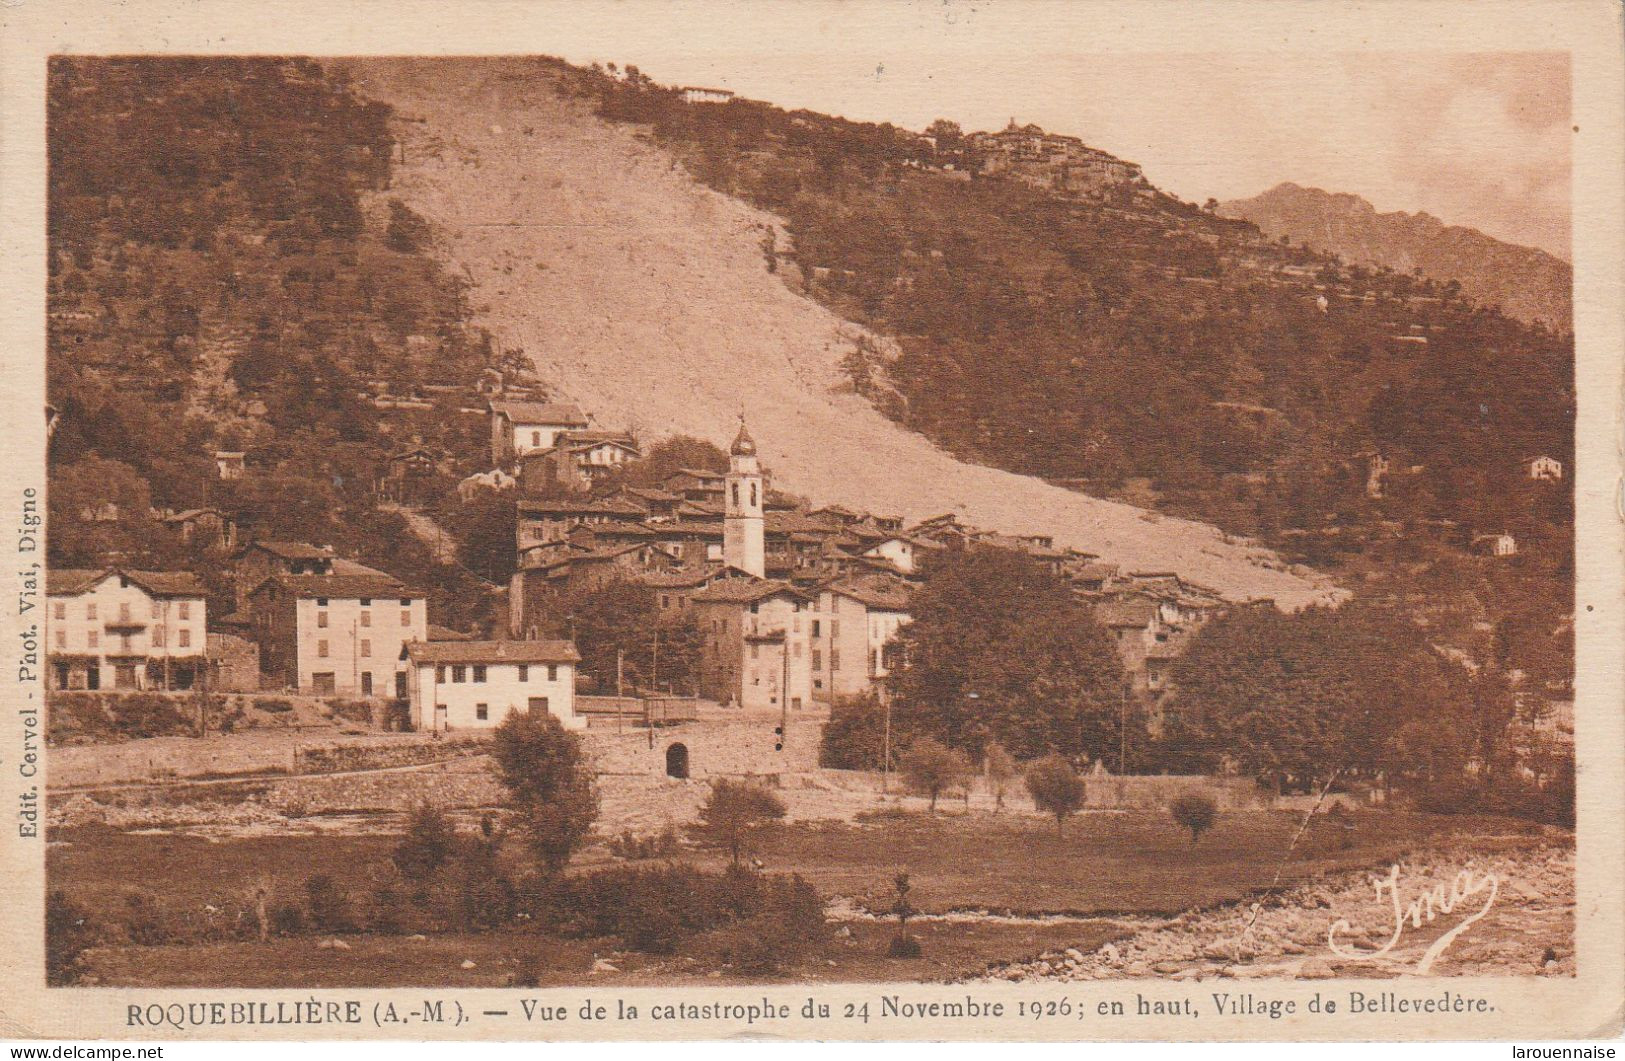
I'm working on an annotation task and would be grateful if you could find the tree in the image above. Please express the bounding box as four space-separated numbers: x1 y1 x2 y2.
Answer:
899 736 970 812
887 548 1133 761
393 802 456 881
1025 755 1086 837
1170 793 1217 844
614 434 729 488
490 711 598 874
984 742 1017 811
690 779 787 866
1164 599 1477 791
455 492 518 584
555 581 703 693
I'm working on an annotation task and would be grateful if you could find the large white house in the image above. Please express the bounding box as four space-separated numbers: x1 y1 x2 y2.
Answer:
488 400 590 465
811 574 912 702
245 571 427 697
47 569 209 691
405 640 582 732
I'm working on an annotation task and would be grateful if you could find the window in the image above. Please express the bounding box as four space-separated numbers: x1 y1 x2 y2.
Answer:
811 649 822 670
151 600 161 619
152 625 165 648
401 610 411 626
811 620 821 638
316 597 328 607
476 703 489 721
178 602 190 621
531 431 541 447
792 641 802 658
53 601 64 621
452 665 466 683
54 629 65 649
547 664 558 682
473 664 487 683
360 611 371 628
435 665 446 683
86 603 97 620
750 644 759 661
317 611 329 629
87 630 98 649
400 598 412 606
518 665 529 682
119 603 131 622
360 599 372 607
830 620 840 639
831 649 841 672
120 634 133 653
360 639 372 658
317 639 329 658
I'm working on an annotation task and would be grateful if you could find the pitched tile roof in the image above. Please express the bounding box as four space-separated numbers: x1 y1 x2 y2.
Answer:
406 639 580 664
48 568 207 598
488 400 589 425
823 573 914 612
690 576 809 605
258 573 422 601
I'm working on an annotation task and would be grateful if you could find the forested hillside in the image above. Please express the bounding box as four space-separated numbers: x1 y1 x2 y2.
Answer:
578 67 1572 571
47 58 498 625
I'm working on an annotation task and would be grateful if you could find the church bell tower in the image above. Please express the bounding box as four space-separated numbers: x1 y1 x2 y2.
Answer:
724 415 765 578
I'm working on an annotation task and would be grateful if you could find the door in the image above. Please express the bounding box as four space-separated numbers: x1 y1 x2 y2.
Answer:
434 704 447 733
312 672 336 695
360 672 373 696
85 666 99 690
394 671 408 699
114 664 138 689
527 696 550 717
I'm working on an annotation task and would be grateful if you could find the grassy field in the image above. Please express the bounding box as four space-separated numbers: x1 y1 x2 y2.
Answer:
52 808 1546 987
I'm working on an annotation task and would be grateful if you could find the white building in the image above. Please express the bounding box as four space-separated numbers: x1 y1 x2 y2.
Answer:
680 86 735 105
488 400 590 465
860 533 942 575
246 572 427 697
811 574 913 702
47 569 209 691
406 640 582 732
1527 455 1563 481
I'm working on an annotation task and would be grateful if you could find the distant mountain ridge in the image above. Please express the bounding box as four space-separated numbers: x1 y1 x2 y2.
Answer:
1218 182 1571 328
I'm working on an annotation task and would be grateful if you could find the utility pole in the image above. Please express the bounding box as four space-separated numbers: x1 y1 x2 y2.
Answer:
650 625 660 692
882 695 892 794
1119 681 1129 775
616 648 624 698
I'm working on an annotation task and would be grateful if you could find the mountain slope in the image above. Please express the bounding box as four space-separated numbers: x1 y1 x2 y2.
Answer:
348 58 1333 608
1219 182 1571 327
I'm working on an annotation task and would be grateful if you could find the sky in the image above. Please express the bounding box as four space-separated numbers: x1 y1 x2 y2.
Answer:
519 4 1572 260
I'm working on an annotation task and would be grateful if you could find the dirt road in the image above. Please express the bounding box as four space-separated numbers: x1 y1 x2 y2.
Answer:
349 59 1336 609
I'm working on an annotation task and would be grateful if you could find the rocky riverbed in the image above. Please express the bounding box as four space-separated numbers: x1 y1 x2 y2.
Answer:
978 835 1573 982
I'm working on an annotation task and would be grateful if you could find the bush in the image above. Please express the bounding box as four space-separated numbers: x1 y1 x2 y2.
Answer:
270 902 305 936
394 803 457 881
304 874 356 933
1025 755 1086 836
491 711 598 874
899 737 970 811
46 890 96 985
108 692 190 738
253 697 295 714
122 889 169 945
607 827 680 861
536 863 822 956
327 698 375 726
984 742 1017 811
818 694 904 770
366 884 406 934
701 874 825 974
689 780 786 865
1170 793 1218 844
46 692 115 742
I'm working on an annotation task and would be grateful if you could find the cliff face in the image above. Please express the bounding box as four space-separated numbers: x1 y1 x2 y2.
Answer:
1219 182 1571 328
347 58 1333 607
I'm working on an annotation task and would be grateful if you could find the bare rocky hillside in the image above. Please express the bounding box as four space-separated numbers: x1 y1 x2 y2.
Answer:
350 58 1334 608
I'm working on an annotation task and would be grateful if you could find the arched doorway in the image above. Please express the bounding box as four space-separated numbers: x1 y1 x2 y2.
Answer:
665 742 690 779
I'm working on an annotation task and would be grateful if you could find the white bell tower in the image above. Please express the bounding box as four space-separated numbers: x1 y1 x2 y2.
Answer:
723 415 765 578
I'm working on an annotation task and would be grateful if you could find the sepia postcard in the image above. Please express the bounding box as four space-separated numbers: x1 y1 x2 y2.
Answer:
0 0 1621 1043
